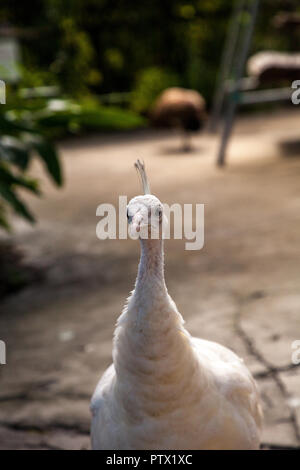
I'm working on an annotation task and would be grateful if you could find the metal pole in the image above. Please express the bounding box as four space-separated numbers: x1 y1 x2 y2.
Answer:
217 0 260 166
208 0 246 133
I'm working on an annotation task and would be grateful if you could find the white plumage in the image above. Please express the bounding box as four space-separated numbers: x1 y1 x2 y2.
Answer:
91 161 262 450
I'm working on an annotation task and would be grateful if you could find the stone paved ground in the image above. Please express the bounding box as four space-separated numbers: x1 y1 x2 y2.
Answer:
0 109 300 449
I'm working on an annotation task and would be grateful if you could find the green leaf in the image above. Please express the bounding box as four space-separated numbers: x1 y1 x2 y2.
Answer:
0 113 37 135
32 140 63 186
0 184 35 223
0 204 11 231
0 138 30 170
0 164 40 195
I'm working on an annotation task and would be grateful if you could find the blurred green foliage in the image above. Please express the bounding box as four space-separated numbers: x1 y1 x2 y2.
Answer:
131 67 180 114
1 0 299 111
34 98 146 138
7 96 146 139
0 100 62 229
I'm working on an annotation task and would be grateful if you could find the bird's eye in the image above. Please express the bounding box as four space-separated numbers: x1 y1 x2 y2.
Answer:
156 207 162 219
127 209 132 223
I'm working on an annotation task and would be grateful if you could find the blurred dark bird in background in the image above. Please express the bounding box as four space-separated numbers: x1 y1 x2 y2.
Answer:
151 87 206 152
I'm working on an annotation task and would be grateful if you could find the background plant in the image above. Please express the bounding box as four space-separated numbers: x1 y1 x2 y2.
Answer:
0 102 62 230
1 0 298 111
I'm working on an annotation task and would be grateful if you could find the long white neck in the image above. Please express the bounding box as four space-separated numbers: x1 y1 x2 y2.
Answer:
137 237 166 287
134 237 168 316
113 237 199 418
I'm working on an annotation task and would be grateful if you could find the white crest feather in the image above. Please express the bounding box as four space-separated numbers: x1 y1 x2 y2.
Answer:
134 159 151 195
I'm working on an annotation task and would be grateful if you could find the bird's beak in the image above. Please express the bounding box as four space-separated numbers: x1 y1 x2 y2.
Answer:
131 213 143 233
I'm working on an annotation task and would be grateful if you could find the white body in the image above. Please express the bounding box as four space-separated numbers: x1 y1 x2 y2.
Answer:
91 232 262 450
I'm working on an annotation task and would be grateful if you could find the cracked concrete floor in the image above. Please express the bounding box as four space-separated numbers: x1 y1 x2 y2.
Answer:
0 109 300 449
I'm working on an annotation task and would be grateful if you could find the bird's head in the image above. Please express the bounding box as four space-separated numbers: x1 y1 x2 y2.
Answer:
127 160 165 239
